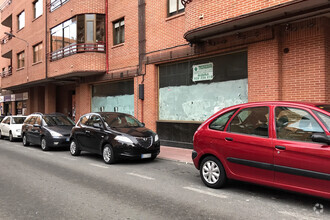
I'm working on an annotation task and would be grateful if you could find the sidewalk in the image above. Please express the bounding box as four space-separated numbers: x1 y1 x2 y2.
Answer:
158 146 193 164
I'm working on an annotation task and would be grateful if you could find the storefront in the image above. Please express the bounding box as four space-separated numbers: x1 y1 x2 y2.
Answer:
157 51 248 147
0 92 28 116
91 80 134 115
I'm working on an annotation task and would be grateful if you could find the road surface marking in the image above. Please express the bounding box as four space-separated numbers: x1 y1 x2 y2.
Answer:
127 172 155 180
62 156 77 161
183 186 227 199
90 163 108 169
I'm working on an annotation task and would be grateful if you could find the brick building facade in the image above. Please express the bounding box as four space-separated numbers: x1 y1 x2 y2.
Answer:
0 0 329 148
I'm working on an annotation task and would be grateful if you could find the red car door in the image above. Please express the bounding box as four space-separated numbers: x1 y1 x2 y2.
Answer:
273 106 330 197
221 106 274 184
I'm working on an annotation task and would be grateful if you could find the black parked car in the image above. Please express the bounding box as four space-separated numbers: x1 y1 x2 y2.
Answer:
21 113 75 151
70 112 160 164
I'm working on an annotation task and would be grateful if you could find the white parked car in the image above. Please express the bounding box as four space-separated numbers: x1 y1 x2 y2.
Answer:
0 116 26 141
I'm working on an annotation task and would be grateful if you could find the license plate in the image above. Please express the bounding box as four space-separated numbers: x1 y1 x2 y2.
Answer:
66 138 70 141
141 153 151 159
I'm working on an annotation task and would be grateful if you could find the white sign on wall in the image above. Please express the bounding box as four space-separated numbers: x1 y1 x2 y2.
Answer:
192 63 214 82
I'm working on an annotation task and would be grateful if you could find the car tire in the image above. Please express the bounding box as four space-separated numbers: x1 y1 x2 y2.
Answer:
200 156 227 189
41 137 50 151
103 144 115 164
70 139 81 156
0 130 3 139
22 134 29 146
9 131 14 142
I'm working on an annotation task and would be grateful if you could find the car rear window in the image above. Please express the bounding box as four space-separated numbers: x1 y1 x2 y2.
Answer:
43 116 75 126
12 117 26 124
316 105 330 113
209 109 237 131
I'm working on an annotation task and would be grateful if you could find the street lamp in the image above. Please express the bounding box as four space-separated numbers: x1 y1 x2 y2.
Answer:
4 32 29 81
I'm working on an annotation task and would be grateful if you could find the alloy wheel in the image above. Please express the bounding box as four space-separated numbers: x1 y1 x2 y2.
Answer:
70 140 80 156
103 145 115 164
202 160 220 184
23 135 29 146
41 138 49 151
200 156 226 188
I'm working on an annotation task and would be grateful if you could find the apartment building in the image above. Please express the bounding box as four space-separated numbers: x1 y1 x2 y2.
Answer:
1 0 329 148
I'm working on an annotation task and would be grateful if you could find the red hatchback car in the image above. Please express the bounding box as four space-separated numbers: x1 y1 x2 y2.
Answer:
192 102 330 199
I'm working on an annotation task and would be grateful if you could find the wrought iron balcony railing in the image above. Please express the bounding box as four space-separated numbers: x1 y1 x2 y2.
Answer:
48 0 70 12
1 67 12 78
49 42 105 61
0 34 12 45
0 0 12 13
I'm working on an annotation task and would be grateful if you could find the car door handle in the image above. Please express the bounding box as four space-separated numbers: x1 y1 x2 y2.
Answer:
225 137 233 141
275 145 286 150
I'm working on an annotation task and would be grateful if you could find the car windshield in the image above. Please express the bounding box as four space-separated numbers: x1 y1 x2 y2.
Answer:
316 105 330 113
12 117 26 124
103 114 143 128
43 115 75 126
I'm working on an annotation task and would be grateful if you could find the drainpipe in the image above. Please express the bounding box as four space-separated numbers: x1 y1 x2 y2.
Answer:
45 0 48 79
138 0 146 122
105 0 109 73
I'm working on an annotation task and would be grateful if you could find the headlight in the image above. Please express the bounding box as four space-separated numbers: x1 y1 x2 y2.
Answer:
154 134 159 142
115 136 133 144
49 130 62 137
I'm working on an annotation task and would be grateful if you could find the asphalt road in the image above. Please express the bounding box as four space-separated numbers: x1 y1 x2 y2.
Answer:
0 139 329 220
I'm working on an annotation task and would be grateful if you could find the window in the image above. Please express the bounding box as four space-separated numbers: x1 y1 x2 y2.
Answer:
168 0 184 16
275 107 324 142
229 107 269 137
87 115 103 127
79 115 89 126
314 111 330 132
209 109 237 131
17 51 25 69
33 43 43 63
33 0 43 19
18 11 25 30
50 14 105 60
113 18 125 45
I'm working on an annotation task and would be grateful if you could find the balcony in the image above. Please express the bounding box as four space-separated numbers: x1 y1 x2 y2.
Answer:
49 43 105 61
0 0 11 12
48 43 106 78
48 0 70 12
1 66 12 78
0 33 12 45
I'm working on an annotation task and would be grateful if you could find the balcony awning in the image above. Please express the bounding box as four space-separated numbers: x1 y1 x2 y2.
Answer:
184 0 330 43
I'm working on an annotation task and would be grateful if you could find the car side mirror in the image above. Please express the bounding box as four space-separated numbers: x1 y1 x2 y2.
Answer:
33 124 41 128
93 123 102 129
141 123 145 127
311 133 330 145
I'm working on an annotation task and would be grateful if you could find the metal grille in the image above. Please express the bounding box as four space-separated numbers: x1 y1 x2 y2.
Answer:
136 137 153 148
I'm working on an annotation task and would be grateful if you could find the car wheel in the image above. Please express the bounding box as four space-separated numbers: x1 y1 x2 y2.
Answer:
41 137 50 151
0 130 3 139
200 156 227 188
70 139 81 156
22 134 29 146
9 132 14 142
103 144 115 164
